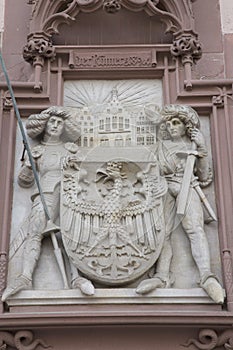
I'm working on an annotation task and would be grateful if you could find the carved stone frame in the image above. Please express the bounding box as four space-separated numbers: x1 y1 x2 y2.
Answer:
0 0 233 332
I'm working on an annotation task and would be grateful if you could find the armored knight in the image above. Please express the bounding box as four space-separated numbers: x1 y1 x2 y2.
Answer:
2 107 94 301
136 104 225 304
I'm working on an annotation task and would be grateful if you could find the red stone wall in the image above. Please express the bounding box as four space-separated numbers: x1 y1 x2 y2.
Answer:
0 1 233 349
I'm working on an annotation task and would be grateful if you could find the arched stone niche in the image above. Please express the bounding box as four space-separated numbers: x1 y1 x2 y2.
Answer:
28 0 196 37
52 9 173 46
23 0 202 92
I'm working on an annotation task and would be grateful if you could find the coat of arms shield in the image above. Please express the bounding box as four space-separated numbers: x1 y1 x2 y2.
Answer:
60 87 167 285
60 148 167 285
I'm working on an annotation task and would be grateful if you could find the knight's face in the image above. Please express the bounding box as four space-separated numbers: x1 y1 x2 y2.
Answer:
166 117 186 139
45 116 65 138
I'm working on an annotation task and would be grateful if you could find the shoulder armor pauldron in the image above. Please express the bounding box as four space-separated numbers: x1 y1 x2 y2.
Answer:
31 145 45 159
65 142 79 154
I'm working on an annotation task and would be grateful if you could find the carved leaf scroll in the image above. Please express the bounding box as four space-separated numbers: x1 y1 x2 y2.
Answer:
23 35 56 63
183 329 233 350
0 331 51 350
171 30 202 64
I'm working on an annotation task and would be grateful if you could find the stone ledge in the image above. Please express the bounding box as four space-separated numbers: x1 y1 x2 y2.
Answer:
6 288 217 306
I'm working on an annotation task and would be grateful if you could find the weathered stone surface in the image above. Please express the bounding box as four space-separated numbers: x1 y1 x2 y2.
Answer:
4 81 223 305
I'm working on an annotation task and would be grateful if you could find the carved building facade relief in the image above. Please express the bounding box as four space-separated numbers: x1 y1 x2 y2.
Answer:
0 0 233 349
4 81 223 307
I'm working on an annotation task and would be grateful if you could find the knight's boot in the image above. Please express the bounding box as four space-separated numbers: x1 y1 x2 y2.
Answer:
71 277 95 296
2 274 32 301
136 276 166 295
201 275 225 304
2 234 42 302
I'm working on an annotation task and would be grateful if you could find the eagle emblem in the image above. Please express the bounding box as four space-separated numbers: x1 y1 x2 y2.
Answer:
60 153 167 286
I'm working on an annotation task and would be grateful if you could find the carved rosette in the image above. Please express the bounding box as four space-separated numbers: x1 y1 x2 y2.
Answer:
184 328 233 350
212 94 224 107
103 0 121 13
23 34 56 65
23 33 56 90
2 91 13 111
171 30 202 65
0 330 50 350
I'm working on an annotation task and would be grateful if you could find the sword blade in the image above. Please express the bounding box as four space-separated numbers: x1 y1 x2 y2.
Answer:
194 185 218 222
176 142 196 217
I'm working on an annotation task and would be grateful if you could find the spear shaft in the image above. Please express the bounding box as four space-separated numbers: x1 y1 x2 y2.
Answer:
0 51 69 289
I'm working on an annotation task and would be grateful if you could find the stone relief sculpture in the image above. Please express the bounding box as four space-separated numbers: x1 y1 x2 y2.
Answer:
2 107 95 301
136 104 224 304
61 160 167 285
0 330 50 350
2 94 224 305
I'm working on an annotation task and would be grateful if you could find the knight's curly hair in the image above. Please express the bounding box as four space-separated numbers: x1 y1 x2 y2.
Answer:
158 104 200 140
26 106 80 142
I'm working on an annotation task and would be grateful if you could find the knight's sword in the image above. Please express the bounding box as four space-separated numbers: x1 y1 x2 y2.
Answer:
176 142 197 217
193 183 217 222
0 51 69 289
176 141 217 221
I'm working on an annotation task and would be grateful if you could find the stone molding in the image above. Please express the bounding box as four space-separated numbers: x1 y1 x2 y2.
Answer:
5 289 217 308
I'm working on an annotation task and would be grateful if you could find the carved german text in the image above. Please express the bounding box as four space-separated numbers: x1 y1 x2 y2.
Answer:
70 51 152 69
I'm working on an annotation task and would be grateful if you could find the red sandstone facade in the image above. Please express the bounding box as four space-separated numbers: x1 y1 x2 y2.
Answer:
0 0 233 349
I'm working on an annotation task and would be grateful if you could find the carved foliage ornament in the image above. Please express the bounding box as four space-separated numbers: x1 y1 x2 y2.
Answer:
23 35 56 64
184 329 233 350
103 0 121 14
171 30 202 64
2 91 13 111
23 0 202 71
28 0 193 36
0 331 50 350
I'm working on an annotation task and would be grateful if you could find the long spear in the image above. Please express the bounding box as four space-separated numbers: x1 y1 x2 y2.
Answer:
0 50 69 289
